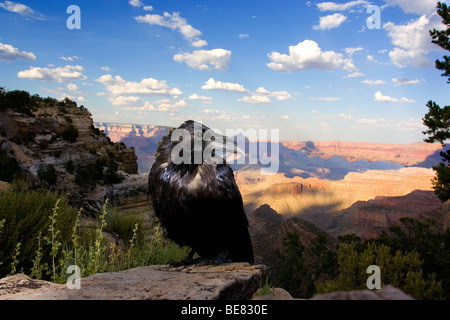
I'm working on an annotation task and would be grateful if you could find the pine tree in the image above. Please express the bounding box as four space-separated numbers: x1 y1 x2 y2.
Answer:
423 2 450 202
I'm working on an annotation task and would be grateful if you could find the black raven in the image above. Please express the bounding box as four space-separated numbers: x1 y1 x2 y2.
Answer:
149 120 254 265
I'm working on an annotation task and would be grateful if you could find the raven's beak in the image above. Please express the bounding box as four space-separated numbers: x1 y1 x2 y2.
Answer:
211 134 244 155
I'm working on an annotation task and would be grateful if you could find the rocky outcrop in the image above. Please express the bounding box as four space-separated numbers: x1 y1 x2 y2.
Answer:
95 122 170 174
241 167 436 220
0 100 139 214
324 190 443 240
0 263 266 300
249 204 335 276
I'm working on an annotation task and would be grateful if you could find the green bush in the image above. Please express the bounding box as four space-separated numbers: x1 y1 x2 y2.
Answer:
0 189 77 278
0 151 21 182
37 164 57 185
61 124 79 143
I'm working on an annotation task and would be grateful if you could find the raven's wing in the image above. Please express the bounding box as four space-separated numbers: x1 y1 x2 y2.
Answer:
214 164 254 264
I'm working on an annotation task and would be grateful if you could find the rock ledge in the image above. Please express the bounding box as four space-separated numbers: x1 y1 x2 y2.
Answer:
0 263 266 300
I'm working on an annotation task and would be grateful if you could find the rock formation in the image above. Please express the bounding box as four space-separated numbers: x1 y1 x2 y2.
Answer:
281 140 444 167
0 98 139 214
0 263 266 300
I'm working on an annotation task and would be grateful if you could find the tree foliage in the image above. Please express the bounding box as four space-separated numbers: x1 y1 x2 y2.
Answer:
423 2 450 202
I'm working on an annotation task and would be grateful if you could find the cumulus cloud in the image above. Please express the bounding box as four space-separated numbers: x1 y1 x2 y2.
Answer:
67 83 80 92
173 49 231 71
201 78 248 93
361 79 386 86
267 40 356 73
0 1 44 19
129 0 143 7
96 74 182 96
317 0 370 11
18 65 87 82
188 94 212 101
0 42 36 62
383 0 438 15
384 14 445 68
254 87 292 101
135 11 207 47
238 95 272 104
344 72 364 78
313 13 347 30
374 91 415 103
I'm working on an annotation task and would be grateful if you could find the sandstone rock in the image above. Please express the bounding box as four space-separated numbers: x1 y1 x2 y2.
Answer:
311 285 414 300
0 263 266 300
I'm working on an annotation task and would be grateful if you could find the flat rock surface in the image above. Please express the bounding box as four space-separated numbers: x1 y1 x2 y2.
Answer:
0 263 266 300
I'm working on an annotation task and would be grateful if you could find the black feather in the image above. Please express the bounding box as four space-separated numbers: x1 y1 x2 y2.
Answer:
148 120 254 265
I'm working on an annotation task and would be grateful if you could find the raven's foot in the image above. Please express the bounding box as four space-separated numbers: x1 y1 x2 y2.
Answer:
169 250 196 267
168 250 231 267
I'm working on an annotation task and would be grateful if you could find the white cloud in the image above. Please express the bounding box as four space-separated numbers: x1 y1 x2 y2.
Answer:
129 0 143 7
67 83 80 92
254 87 292 101
384 14 445 68
344 72 364 78
392 77 421 85
173 49 231 71
0 1 44 19
267 40 356 73
96 74 183 96
345 47 364 56
238 33 249 38
188 93 212 101
143 5 153 11
383 0 438 15
201 78 248 93
60 56 81 62
281 115 290 120
239 87 292 104
191 39 208 48
313 13 347 30
238 95 272 104
101 66 112 72
317 0 370 11
361 79 386 86
0 42 36 62
309 96 341 101
135 11 207 47
374 91 415 103
110 95 156 111
18 65 87 82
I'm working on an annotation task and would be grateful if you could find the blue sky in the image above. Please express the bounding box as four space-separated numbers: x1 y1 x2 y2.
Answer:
0 0 449 144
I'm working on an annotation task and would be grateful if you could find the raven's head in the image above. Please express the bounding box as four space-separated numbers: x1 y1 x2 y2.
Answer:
163 120 242 167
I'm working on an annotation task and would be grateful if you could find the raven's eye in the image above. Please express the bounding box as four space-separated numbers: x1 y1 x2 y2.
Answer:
210 136 215 141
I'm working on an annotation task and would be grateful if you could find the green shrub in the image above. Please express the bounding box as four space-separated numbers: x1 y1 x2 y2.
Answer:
61 124 79 143
0 189 77 279
37 164 57 185
0 151 21 182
